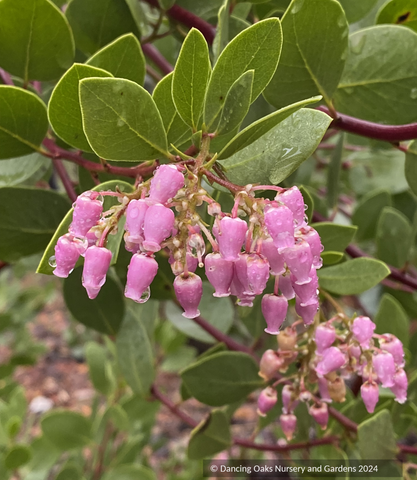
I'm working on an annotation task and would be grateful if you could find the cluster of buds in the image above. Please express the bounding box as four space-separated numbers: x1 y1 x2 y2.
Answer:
50 164 323 332
257 314 408 441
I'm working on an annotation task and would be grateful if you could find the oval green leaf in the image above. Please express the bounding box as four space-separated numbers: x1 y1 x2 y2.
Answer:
339 0 379 24
85 342 114 395
377 0 417 33
312 223 357 252
4 445 32 470
352 189 392 241
358 410 398 459
0 153 49 187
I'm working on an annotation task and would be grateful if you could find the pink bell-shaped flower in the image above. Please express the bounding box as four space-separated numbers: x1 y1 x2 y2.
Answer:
205 253 234 297
309 402 329 430
125 199 148 244
257 387 278 416
373 352 396 388
318 377 332 403
259 349 283 381
282 385 299 414
299 227 323 269
148 164 184 204
246 254 270 295
380 335 405 367
292 267 318 305
264 204 295 251
282 239 313 285
82 246 112 299
315 323 336 354
316 347 346 377
85 229 99 249
390 368 408 404
280 413 297 441
261 237 285 276
360 381 379 413
261 294 288 335
143 204 175 252
236 293 255 307
69 191 103 238
53 234 85 278
174 273 203 319
217 217 247 261
279 272 295 300
125 254 158 303
276 187 305 225
295 295 319 326
351 316 375 349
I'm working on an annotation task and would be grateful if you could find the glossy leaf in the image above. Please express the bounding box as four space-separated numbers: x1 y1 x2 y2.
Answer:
188 410 232 460
4 445 32 470
80 77 169 161
64 266 125 335
85 342 114 395
358 410 398 459
327 134 344 208
405 140 417 195
66 0 140 56
321 251 345 266
87 33 146 85
263 0 348 108
218 109 331 186
204 18 282 128
377 0 417 33
41 410 93 451
172 28 211 130
339 0 379 23
37 180 134 275
312 223 357 252
181 352 264 406
0 87 48 160
318 258 390 295
376 206 412 268
334 25 417 125
116 306 154 396
0 0 74 82
0 153 49 187
352 189 392 241
0 187 70 262
375 293 409 347
49 64 113 152
153 73 191 148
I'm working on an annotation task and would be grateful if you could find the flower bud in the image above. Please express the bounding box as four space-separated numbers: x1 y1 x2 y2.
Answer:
316 347 346 377
277 327 298 351
85 229 99 249
259 349 282 381
380 335 405 367
351 316 375 349
390 368 407 404
205 253 234 297
299 227 323 269
327 376 346 402
309 402 329 430
261 238 285 276
282 385 299 413
295 295 319 326
246 254 270 295
318 377 332 403
315 323 336 355
373 352 395 388
217 217 247 261
280 413 297 441
292 268 318 305
125 199 148 244
360 381 379 413
53 234 85 278
276 187 305 225
257 387 278 416
149 165 184 204
282 240 313 285
237 294 255 307
70 191 103 238
125 254 158 303
82 246 112 299
279 272 295 300
261 294 288 335
264 205 295 251
173 273 203 319
143 204 175 252
207 201 222 216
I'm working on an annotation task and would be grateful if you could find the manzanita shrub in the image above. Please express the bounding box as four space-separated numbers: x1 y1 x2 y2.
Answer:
1 0 417 478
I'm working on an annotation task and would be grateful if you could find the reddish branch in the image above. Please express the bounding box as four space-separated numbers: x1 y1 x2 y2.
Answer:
141 43 173 75
52 158 77 202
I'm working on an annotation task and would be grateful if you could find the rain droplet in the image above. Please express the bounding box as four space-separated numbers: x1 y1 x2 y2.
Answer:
290 0 305 14
411 88 417 100
351 35 366 55
137 287 151 304
304 204 309 211
48 256 57 268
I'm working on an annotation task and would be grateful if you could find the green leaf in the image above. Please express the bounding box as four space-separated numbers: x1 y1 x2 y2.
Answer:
116 305 154 396
37 180 134 275
80 77 169 161
327 133 344 208
153 74 191 148
0 153 49 187
218 108 331 186
64 266 125 335
55 464 83 480
299 185 314 223
204 18 282 128
352 189 392 241
66 0 140 56
318 258 390 295
0 87 48 159
4 445 32 470
263 0 348 109
376 206 413 268
172 28 211 130
102 465 156 480
212 0 230 62
87 34 146 85
181 352 263 406
85 342 114 395
0 187 70 262
321 251 345 266
339 0 379 23
165 283 234 343
25 436 61 480
188 410 232 460
49 64 113 152
0 0 74 82
405 140 417 196
375 293 409 347
334 25 417 125
41 410 93 451
377 0 417 33
312 223 357 252
358 409 398 459
217 95 322 159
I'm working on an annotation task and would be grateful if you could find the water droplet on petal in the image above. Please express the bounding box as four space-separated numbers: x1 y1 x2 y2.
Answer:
137 287 151 304
48 256 57 268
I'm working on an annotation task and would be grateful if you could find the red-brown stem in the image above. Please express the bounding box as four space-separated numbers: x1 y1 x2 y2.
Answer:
328 406 358 433
151 385 198 427
202 169 242 194
141 43 173 75
52 158 77 202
